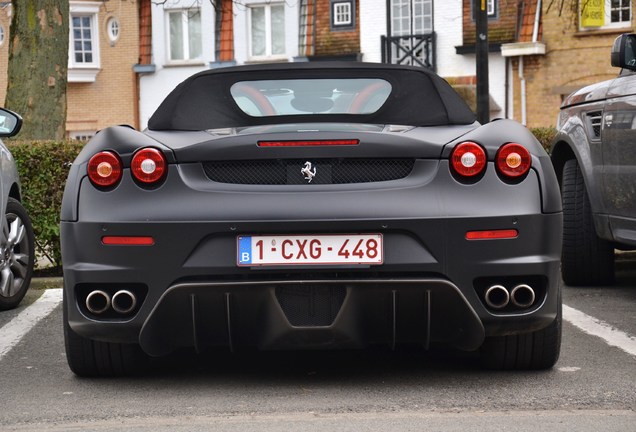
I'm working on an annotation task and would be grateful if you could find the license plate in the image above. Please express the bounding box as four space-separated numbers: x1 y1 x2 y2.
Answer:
237 234 383 266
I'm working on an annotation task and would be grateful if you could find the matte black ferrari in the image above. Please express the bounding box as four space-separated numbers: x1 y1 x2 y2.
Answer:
61 63 563 376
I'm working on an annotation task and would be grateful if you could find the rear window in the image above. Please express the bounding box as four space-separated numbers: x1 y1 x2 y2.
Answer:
230 79 392 117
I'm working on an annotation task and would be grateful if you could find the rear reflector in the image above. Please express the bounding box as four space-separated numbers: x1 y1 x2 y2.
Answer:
102 236 155 246
258 139 360 147
465 229 519 240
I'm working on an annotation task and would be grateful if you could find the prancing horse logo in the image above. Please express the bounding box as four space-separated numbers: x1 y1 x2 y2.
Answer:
301 161 317 183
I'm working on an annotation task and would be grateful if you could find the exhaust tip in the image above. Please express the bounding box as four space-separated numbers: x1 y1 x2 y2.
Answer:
112 290 137 314
510 284 535 308
484 285 510 310
86 290 111 314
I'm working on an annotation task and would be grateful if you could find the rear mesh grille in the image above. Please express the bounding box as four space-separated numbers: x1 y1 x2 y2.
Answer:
202 159 415 185
275 285 346 327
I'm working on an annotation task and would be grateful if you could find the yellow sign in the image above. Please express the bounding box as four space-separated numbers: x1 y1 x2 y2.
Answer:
581 0 605 27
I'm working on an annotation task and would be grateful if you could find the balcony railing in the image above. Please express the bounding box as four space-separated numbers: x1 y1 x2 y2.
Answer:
381 33 436 71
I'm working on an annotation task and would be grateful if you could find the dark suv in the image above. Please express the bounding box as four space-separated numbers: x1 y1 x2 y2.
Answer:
551 34 636 286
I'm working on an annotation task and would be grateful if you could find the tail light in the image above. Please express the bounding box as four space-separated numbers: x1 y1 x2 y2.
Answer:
88 151 122 188
450 141 487 177
131 147 167 184
496 143 531 178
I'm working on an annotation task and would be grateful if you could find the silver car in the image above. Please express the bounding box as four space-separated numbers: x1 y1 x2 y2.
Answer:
0 108 34 310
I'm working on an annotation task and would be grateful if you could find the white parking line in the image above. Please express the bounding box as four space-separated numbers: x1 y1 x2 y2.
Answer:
0 289 63 360
563 304 636 357
0 291 635 363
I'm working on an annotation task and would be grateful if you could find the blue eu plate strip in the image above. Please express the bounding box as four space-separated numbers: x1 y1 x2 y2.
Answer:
238 236 252 265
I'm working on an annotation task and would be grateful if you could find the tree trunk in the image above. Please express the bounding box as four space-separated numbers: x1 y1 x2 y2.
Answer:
5 0 69 140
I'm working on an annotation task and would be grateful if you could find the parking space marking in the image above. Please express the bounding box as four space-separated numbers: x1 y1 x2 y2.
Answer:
563 304 636 357
0 289 63 360
1 291 635 364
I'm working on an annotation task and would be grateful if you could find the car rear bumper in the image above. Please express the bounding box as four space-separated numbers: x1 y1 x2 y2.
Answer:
62 211 562 356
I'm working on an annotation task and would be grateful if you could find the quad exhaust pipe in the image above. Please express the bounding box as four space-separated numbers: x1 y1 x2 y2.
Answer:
484 284 536 311
484 285 510 310
112 290 138 314
85 289 138 315
85 290 111 315
510 284 535 308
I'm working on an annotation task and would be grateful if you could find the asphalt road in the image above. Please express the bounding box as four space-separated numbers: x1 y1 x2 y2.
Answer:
0 260 634 431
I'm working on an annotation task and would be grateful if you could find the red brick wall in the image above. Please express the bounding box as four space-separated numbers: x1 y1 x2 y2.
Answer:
314 0 360 56
463 0 518 46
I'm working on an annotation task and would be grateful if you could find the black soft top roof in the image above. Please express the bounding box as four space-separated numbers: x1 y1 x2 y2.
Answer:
148 62 476 131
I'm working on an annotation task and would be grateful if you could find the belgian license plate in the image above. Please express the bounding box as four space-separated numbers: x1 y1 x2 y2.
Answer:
237 234 383 266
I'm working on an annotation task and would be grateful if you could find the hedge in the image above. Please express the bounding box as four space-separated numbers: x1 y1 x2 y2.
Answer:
6 140 85 271
4 128 557 273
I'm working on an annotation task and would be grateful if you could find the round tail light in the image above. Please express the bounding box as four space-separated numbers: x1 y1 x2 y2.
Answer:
451 141 487 177
88 151 122 188
131 148 167 184
496 143 531 178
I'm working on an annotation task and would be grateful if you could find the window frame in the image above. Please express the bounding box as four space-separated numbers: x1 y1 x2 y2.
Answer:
487 0 497 17
166 8 203 65
107 17 120 44
247 3 287 61
68 1 101 83
331 0 355 30
580 0 632 30
390 0 433 36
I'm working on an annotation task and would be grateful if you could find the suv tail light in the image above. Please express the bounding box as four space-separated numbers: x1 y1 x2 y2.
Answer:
451 141 487 178
496 143 531 178
88 151 122 188
131 147 167 184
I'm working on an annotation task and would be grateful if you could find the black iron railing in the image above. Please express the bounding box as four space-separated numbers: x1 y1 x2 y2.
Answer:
381 33 435 71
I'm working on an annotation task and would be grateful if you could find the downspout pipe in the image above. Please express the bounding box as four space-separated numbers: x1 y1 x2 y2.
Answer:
520 0 541 126
532 0 542 43
519 56 527 125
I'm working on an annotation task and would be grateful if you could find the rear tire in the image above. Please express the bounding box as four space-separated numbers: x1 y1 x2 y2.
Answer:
561 158 614 286
63 291 149 377
480 300 562 370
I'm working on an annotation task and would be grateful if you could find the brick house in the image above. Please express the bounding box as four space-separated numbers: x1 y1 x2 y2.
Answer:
503 0 634 128
0 1 140 138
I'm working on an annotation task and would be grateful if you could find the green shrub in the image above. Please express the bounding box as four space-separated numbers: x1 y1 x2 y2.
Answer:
6 140 85 271
530 127 557 154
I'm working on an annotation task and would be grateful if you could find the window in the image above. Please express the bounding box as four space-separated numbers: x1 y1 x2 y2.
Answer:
230 78 392 117
487 0 497 17
68 2 100 82
332 1 354 28
107 17 120 43
249 4 286 59
581 0 632 28
610 0 631 23
69 131 95 141
167 9 202 62
0 25 4 47
72 15 96 64
391 0 432 36
471 0 497 20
